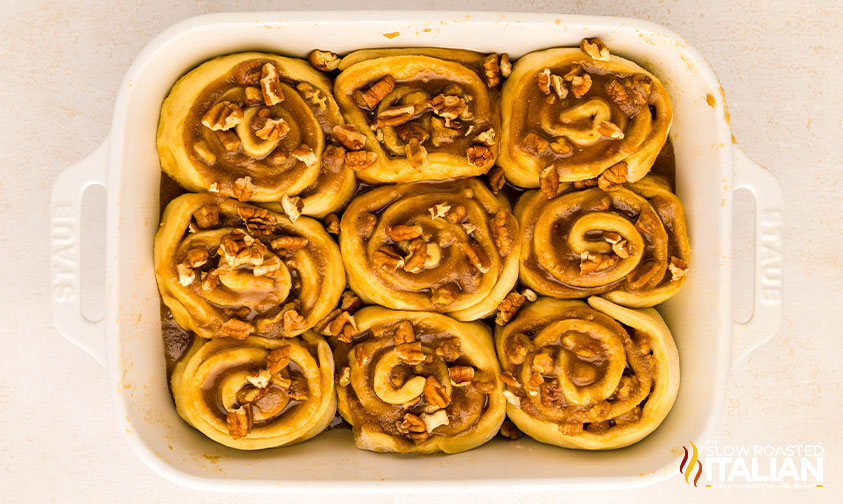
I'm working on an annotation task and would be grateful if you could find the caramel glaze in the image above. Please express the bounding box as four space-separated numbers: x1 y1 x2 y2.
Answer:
158 133 675 432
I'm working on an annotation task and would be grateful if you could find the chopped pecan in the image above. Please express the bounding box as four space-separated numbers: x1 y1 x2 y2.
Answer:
386 224 423 242
505 333 530 365
489 211 513 255
373 246 405 272
473 129 496 147
322 145 346 174
444 205 466 224
324 213 340 234
270 235 309 252
244 86 263 106
528 372 545 386
220 319 254 339
233 60 263 86
564 66 582 82
521 132 549 155
541 381 565 408
550 74 567 100
266 346 291 374
597 120 624 140
403 239 428 274
287 376 308 401
359 212 378 239
539 165 560 198
459 242 491 274
233 176 255 202
606 78 648 117
354 344 371 366
238 207 276 236
571 74 593 97
474 379 495 395
280 194 304 222
466 144 493 166
395 341 426 365
320 311 358 342
405 138 428 168
345 150 378 171
420 409 450 433
393 320 415 345
448 365 475 385
483 54 501 87
193 204 220 229
308 49 340 71
549 138 573 155
251 107 271 131
532 352 555 375
246 368 272 389
668 256 689 281
428 202 451 221
597 161 628 191
227 406 252 439
435 338 461 362
255 117 290 141
580 251 618 274
291 144 319 167
216 130 241 151
430 94 466 120
431 117 460 147
202 270 220 291
201 101 244 131
260 63 284 106
338 366 351 387
396 122 430 144
208 182 220 193
499 53 512 78
397 413 427 434
356 75 395 109
500 419 522 440
271 372 292 390
430 283 459 306
581 37 611 61
573 178 599 189
424 376 451 410
332 124 367 150
487 166 505 194
237 385 268 404
537 68 552 94
340 290 362 313
186 247 208 268
377 104 415 128
296 81 328 110
522 288 537 302
177 263 195 287
495 291 526 325
500 371 519 387
282 309 307 333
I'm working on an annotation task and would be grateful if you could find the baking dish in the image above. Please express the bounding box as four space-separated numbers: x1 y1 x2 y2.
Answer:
49 11 784 492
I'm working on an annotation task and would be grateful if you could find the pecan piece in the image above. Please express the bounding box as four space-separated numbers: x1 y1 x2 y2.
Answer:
405 138 428 168
395 341 426 365
520 132 549 155
308 49 340 71
499 53 512 78
403 239 428 274
537 68 552 95
255 117 290 141
487 166 505 194
201 101 243 131
270 235 309 252
246 368 272 389
320 311 358 342
340 290 362 313
539 165 560 198
473 128 496 147
266 346 291 374
596 120 624 140
430 94 466 120
244 86 263 106
332 124 367 150
282 309 307 333
356 75 395 109
549 138 573 155
177 263 195 287
668 256 689 281
495 291 526 326
448 365 475 386
489 211 513 255
580 251 618 274
186 247 209 268
500 371 519 388
377 104 416 128
573 178 599 189
571 74 593 97
238 207 276 236
193 204 220 229
597 161 628 191
483 54 501 87
550 74 567 99
430 117 460 147
474 379 495 395
345 150 378 171
606 78 645 117
581 37 611 61
233 176 255 202
466 144 493 166
504 333 530 365
435 338 461 362
424 376 450 410
324 213 340 234
386 224 423 242
430 283 459 306
233 60 263 86
500 419 523 440
393 320 415 345
291 144 319 167
227 406 252 439
396 123 430 144
359 212 378 239
260 63 284 106
280 194 304 222
532 352 555 375
373 246 405 272
220 319 254 339
216 130 241 151
322 145 346 174
459 242 491 274
397 413 427 434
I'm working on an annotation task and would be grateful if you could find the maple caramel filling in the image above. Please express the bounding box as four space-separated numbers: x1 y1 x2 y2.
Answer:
494 297 679 450
335 307 505 454
154 193 344 339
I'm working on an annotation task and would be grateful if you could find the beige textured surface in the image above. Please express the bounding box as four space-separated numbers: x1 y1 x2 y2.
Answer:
2 0 841 501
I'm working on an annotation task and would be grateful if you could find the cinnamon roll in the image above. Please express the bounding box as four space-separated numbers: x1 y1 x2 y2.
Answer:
516 175 690 307
157 52 355 216
499 39 672 188
495 296 679 450
171 332 336 449
339 179 519 321
154 193 344 339
333 48 503 183
335 307 505 454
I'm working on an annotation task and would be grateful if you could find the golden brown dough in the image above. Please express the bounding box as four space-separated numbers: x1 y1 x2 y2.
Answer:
495 296 679 450
335 307 505 454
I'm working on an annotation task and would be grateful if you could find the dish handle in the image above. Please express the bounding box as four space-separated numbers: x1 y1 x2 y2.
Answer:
50 139 109 367
730 147 784 368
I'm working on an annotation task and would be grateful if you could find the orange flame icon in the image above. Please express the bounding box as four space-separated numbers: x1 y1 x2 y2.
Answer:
679 441 703 487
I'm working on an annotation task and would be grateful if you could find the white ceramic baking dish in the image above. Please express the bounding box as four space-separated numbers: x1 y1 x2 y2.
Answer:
50 11 784 492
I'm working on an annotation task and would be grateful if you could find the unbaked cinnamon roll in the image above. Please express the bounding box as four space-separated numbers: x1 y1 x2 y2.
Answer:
335 307 505 454
333 48 503 183
516 175 690 307
495 296 679 450
499 39 672 189
154 193 345 339
157 52 355 216
339 179 519 321
171 332 335 449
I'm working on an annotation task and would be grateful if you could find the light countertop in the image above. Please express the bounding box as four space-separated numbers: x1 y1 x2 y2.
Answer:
2 0 840 502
